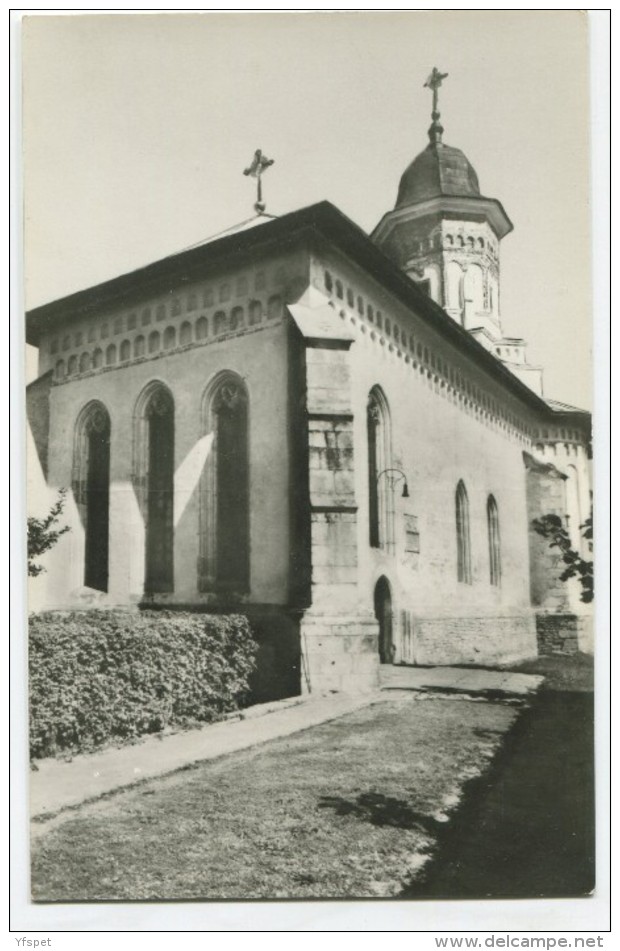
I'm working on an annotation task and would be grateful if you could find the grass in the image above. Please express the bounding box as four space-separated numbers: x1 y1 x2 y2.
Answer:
509 651 594 692
31 694 518 901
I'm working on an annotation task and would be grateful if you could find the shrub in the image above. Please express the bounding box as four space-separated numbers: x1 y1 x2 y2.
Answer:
29 610 258 760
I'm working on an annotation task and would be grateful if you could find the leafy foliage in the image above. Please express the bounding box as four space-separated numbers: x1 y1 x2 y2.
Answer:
532 513 593 604
29 611 258 760
27 489 70 577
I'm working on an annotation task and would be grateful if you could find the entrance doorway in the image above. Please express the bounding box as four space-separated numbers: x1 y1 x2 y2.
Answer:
374 576 393 664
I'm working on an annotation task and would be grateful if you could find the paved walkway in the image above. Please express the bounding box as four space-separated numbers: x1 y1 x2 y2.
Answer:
380 665 544 696
30 666 543 820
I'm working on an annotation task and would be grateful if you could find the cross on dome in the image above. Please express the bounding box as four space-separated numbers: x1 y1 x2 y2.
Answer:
423 67 449 146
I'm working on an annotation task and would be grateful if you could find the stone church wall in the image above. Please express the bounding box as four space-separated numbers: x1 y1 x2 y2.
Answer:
37 247 309 618
310 249 539 669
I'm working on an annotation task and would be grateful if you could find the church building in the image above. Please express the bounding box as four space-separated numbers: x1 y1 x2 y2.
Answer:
26 71 592 699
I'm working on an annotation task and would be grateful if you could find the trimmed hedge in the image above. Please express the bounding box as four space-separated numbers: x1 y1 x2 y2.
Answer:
29 610 258 760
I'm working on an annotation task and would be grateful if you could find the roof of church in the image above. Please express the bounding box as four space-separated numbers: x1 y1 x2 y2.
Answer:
396 142 481 208
25 200 585 420
545 398 590 415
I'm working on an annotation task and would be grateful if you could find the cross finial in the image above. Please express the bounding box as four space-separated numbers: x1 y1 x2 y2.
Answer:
243 149 275 214
423 67 448 146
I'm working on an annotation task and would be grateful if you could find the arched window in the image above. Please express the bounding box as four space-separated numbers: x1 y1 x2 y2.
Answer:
68 354 78 375
196 316 209 340
367 386 394 551
456 480 472 584
214 310 227 334
133 335 145 358
248 300 262 326
487 495 501 587
230 306 244 330
55 359 65 380
73 401 111 592
199 372 250 592
134 383 175 594
148 331 160 354
163 326 176 350
92 348 103 369
105 344 117 366
79 352 90 373
179 321 192 346
267 295 282 319
120 339 131 362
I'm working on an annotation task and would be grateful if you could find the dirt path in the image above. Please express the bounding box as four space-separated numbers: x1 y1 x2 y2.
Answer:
403 657 595 899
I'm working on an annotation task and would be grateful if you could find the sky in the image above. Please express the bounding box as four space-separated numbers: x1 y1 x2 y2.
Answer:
22 11 594 409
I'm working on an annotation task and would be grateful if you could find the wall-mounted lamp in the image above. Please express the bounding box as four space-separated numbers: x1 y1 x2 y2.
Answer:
377 468 410 498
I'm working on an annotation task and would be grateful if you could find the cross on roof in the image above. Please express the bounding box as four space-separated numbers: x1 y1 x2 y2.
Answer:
424 67 449 116
243 149 275 214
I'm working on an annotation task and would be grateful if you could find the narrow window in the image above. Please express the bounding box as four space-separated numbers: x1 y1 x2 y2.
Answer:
487 495 501 586
324 270 333 292
367 387 394 551
133 335 145 358
105 344 117 366
79 352 90 373
214 380 249 589
456 480 472 584
199 374 250 593
55 359 65 380
143 386 175 593
120 339 131 361
68 355 78 375
73 402 111 592
92 348 103 369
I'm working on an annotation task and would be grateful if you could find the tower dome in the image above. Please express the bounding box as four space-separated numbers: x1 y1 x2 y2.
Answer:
395 143 481 208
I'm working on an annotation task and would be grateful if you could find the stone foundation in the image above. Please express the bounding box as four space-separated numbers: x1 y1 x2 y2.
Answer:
300 613 380 694
404 614 538 667
535 613 594 655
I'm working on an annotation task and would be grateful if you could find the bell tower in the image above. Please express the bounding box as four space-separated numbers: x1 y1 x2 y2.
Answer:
372 68 544 396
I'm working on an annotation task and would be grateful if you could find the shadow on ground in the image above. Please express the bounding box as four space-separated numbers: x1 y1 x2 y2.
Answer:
319 792 444 836
398 654 595 899
315 656 595 900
